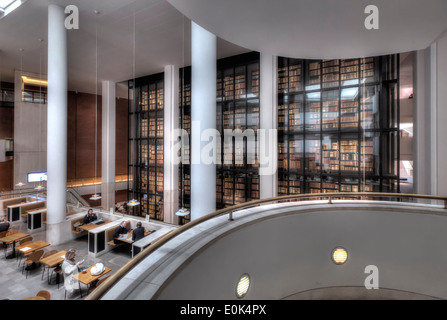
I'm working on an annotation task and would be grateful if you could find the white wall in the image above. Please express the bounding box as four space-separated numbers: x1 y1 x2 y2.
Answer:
101 202 447 300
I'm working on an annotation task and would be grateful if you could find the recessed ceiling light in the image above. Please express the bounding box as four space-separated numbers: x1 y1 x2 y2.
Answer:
332 247 348 265
236 274 250 299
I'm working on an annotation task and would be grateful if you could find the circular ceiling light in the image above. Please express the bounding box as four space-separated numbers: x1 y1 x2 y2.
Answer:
236 274 250 299
332 247 348 265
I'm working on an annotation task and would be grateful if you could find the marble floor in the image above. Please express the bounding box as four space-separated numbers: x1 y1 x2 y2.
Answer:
0 222 132 301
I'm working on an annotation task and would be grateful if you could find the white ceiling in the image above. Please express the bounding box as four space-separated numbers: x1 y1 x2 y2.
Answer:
0 0 249 95
167 0 447 59
0 0 435 97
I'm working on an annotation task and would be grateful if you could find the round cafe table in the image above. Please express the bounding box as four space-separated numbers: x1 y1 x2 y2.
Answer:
22 296 46 300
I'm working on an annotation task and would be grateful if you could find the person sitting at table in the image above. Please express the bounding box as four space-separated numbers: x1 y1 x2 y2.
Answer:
62 249 85 295
113 221 129 244
83 209 98 224
132 222 145 242
0 216 10 233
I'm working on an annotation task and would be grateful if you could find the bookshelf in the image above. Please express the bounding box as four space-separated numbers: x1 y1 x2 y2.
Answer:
216 53 261 209
177 53 260 221
278 55 400 194
128 72 164 220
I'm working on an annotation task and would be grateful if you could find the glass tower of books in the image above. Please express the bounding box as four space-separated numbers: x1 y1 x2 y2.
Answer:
278 55 400 195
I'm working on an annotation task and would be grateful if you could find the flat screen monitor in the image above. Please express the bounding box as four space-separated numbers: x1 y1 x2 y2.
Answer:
27 172 47 183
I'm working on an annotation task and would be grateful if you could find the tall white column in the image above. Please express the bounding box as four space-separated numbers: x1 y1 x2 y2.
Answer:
259 53 278 199
164 65 179 224
46 4 67 244
191 22 216 221
101 81 116 211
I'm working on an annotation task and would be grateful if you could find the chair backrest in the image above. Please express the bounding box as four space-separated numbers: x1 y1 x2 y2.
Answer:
36 290 50 300
0 231 7 239
6 230 18 236
42 250 57 259
20 237 33 245
31 250 44 262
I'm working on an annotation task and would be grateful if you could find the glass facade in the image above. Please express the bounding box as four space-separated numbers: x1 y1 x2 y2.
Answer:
278 55 400 195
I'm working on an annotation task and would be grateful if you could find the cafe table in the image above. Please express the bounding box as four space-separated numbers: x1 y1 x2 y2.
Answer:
40 250 67 284
72 264 111 298
0 232 30 259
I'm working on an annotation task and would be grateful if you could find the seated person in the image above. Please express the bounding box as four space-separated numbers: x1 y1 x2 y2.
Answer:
83 209 97 224
0 216 10 233
113 221 129 244
132 222 145 242
62 249 85 295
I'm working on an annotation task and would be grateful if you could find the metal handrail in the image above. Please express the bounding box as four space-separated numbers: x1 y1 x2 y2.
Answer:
86 192 447 300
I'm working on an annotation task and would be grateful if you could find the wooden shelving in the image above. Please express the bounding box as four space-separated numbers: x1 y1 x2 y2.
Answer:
278 55 400 194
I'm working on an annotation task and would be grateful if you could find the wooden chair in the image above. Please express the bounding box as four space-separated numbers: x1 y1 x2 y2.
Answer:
0 231 8 257
88 275 110 293
23 250 44 279
36 290 50 300
50 264 64 289
4 230 19 256
40 250 57 281
17 237 33 267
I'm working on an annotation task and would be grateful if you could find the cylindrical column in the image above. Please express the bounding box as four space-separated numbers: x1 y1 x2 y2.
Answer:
191 22 216 221
164 65 180 224
259 53 278 199
46 5 67 240
101 81 116 211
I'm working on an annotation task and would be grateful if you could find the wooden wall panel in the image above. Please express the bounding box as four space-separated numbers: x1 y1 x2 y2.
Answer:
116 97 129 176
0 107 13 139
67 91 77 181
0 160 13 191
74 92 102 180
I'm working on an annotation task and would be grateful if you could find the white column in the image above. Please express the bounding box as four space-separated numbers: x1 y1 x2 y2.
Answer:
101 81 116 211
413 50 428 195
259 53 278 199
46 4 67 244
191 22 216 221
164 65 180 224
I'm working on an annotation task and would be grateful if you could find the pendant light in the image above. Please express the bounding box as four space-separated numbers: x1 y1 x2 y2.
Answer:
34 38 46 192
128 9 139 207
90 15 102 201
16 48 26 188
176 15 189 218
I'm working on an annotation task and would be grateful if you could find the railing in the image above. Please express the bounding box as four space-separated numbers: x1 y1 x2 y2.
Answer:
66 188 89 207
0 188 46 200
67 175 131 188
85 192 447 300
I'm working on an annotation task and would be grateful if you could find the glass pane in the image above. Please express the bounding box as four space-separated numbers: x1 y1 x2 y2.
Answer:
305 60 321 91
305 134 321 174
289 94 304 132
340 87 359 130
223 68 234 101
360 132 379 175
340 134 359 173
305 92 320 131
322 90 339 130
289 135 303 172
289 59 303 93
247 62 260 98
235 66 246 99
322 134 339 174
361 86 379 130
322 60 339 88
340 59 359 86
